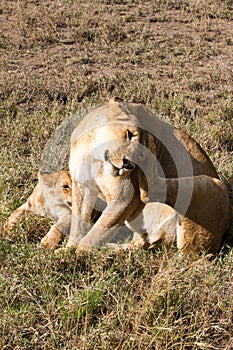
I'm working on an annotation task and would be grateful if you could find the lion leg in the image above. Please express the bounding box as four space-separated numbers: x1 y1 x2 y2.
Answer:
40 226 64 249
76 169 138 250
4 183 46 236
66 157 137 251
40 212 72 249
4 202 29 233
77 200 132 249
124 203 178 251
65 180 97 249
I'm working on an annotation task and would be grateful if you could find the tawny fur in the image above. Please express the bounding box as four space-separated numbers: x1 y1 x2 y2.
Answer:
124 176 231 254
4 171 72 249
5 169 231 254
4 99 220 251
67 98 218 249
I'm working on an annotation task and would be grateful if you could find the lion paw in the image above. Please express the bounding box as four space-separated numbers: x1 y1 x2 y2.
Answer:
40 227 64 249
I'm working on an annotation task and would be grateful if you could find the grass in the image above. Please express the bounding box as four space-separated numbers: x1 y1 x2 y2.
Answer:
0 0 232 348
1 243 233 349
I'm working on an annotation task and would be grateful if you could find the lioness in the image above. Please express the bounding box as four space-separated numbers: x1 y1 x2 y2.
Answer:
67 97 218 250
101 144 231 253
4 171 72 248
66 170 230 253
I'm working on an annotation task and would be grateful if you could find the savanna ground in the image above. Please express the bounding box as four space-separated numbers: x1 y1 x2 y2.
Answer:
0 0 233 349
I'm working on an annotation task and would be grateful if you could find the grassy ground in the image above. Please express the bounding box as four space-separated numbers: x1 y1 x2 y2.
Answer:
0 0 232 348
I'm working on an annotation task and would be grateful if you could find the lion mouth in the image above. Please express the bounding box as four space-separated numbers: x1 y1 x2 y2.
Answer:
104 149 135 175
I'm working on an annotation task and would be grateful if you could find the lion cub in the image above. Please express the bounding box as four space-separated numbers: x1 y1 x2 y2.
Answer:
4 171 72 249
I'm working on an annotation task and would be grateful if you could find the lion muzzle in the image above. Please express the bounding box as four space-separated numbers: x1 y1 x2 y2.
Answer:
104 149 135 175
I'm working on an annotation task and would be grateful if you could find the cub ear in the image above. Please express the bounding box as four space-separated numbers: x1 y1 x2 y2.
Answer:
39 171 59 186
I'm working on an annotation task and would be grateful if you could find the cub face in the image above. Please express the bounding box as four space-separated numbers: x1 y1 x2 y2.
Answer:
60 171 72 207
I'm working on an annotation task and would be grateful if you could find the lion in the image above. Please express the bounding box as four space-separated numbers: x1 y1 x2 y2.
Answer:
66 97 219 250
97 144 232 253
123 177 231 254
5 167 231 253
4 98 222 251
4 171 72 249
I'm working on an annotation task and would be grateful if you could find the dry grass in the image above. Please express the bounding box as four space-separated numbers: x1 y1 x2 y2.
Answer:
0 0 233 348
0 244 233 349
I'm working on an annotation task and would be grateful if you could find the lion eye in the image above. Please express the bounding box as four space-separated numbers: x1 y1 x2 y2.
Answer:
127 129 139 142
127 129 134 140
